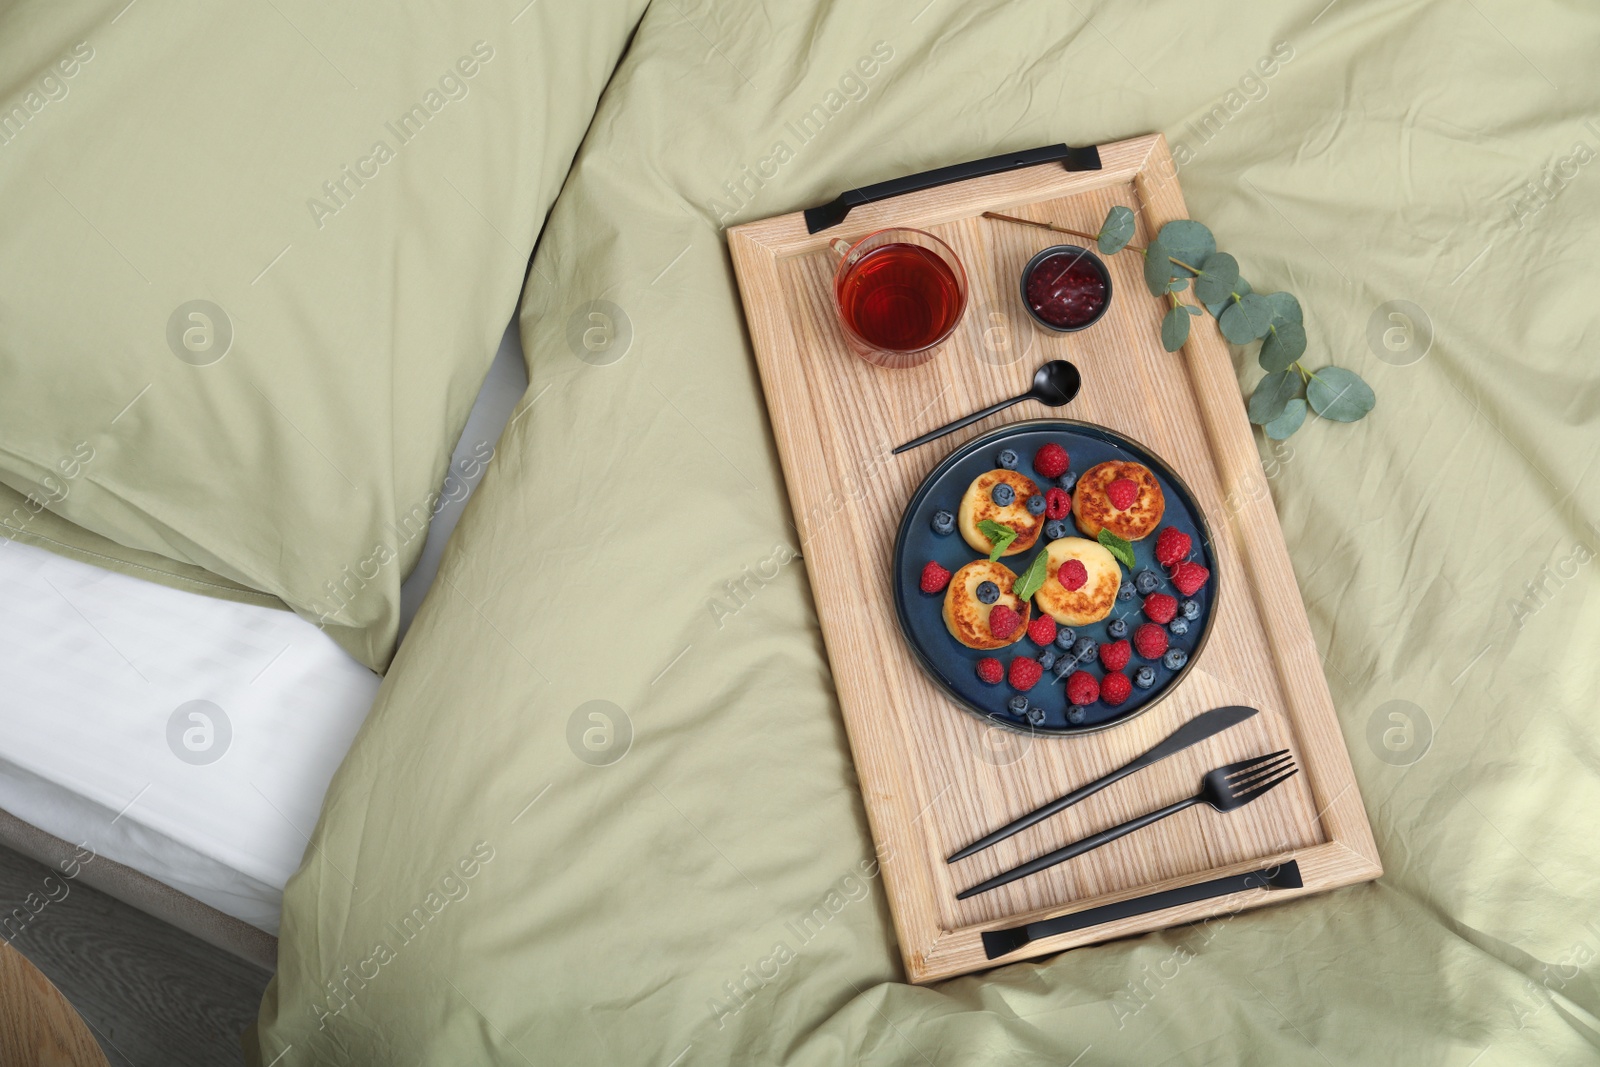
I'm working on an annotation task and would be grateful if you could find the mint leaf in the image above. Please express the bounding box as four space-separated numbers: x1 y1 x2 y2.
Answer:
977 518 1016 561
1097 529 1135 569
1012 551 1052 602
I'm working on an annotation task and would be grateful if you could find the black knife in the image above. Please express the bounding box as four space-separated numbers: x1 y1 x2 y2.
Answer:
949 705 1259 863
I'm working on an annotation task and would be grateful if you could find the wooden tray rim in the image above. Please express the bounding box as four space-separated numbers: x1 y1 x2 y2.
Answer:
727 133 1381 983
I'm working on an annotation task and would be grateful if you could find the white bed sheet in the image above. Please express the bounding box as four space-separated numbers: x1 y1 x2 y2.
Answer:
0 324 527 933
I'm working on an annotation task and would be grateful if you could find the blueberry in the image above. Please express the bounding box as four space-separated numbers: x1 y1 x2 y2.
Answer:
991 483 1015 507
1038 648 1057 671
1066 705 1087 725
1007 694 1029 715
1134 665 1157 689
1026 493 1047 516
976 581 999 604
1135 570 1161 595
1056 471 1077 492
1073 636 1097 660
1163 648 1188 671
1054 627 1077 650
1044 519 1069 540
1026 705 1048 727
931 509 956 535
1052 657 1074 680
1181 598 1200 620
1107 618 1129 639
997 449 1020 470
1169 617 1189 636
1118 585 1134 602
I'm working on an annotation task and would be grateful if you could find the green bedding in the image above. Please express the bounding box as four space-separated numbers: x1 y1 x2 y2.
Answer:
256 0 1600 1062
0 0 646 670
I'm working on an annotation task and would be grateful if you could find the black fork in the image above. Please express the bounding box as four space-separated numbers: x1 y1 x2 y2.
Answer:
957 750 1299 900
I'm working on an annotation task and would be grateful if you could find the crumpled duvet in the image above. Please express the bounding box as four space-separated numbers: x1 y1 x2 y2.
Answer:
254 1 1600 1063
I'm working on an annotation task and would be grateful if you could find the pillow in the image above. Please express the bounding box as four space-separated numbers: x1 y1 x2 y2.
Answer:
0 0 646 670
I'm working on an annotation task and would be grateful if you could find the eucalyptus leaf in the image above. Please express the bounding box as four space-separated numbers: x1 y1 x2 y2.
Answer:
1258 321 1307 373
1185 304 1203 316
1205 276 1252 317
1168 275 1189 293
1192 252 1240 305
1161 304 1191 351
1306 366 1376 422
1263 397 1307 440
1264 290 1303 327
1220 292 1273 344
1157 220 1216 275
1098 205 1136 255
1144 237 1177 296
1248 369 1301 425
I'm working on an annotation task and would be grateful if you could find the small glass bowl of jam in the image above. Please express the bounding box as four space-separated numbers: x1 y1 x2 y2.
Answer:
1020 244 1112 333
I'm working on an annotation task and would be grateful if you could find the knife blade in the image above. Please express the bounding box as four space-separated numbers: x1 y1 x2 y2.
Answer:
948 705 1258 863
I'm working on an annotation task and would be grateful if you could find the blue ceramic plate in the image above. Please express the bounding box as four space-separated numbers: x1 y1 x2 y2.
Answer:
892 420 1218 736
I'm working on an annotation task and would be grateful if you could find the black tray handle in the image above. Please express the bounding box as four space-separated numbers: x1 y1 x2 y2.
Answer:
981 860 1303 960
803 143 1102 234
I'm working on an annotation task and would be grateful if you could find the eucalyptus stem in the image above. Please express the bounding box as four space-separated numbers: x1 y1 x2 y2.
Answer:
982 211 1148 253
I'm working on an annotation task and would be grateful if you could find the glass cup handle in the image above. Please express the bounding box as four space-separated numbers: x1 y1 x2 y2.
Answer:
830 238 853 260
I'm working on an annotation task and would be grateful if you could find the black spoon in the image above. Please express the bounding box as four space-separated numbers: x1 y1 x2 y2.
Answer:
893 360 1082 455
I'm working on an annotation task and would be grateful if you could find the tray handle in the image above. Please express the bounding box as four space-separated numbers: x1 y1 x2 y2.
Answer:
980 860 1303 960
803 143 1102 234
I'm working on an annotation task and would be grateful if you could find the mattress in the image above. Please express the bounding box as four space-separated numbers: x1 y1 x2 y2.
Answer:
0 325 527 933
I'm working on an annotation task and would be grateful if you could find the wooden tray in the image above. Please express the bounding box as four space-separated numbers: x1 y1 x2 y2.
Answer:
727 133 1380 983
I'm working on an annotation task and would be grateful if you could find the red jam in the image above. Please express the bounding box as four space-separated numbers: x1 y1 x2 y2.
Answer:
1024 251 1108 329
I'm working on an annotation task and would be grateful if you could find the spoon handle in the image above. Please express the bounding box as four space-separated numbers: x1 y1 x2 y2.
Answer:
893 394 1025 455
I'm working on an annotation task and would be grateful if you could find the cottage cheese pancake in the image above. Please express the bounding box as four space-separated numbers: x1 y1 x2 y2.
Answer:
1033 537 1120 626
942 559 1030 649
1072 460 1165 541
958 469 1045 557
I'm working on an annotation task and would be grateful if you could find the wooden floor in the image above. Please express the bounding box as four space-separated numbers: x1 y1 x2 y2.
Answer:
0 843 271 1066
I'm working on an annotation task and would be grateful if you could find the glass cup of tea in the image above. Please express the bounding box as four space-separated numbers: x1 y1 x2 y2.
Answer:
830 227 968 369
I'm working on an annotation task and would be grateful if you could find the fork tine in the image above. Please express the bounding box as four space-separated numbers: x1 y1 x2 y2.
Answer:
1226 754 1294 790
1221 749 1289 779
1230 767 1299 804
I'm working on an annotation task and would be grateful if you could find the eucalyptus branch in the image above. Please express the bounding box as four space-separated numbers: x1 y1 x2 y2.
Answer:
980 206 1375 436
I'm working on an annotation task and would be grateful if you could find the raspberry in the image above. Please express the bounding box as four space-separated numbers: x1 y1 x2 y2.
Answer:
1009 657 1043 691
1044 487 1072 520
1101 671 1132 705
1033 443 1070 479
1134 623 1169 660
1155 527 1191 568
1143 593 1178 624
1058 559 1088 591
989 604 1022 640
1169 561 1211 597
1066 670 1100 706
919 561 951 594
1107 478 1140 510
1099 638 1131 672
1027 614 1057 647
976 657 1003 684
